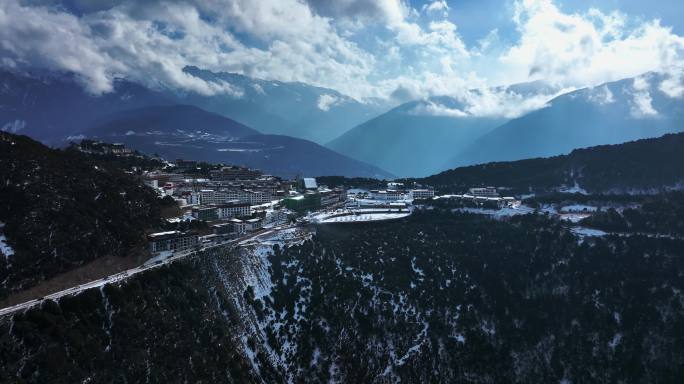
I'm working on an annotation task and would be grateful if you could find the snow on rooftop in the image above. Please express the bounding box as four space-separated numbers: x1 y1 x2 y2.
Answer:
311 209 412 224
148 230 180 238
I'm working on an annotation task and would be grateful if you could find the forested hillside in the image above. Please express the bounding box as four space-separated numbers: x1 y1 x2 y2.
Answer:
0 133 165 299
0 261 256 383
580 191 684 236
2 208 682 382
418 132 684 194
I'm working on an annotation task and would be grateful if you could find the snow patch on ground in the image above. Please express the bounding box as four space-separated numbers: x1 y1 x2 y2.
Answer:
395 320 429 366
560 205 598 213
560 213 593 223
213 226 313 379
608 333 623 350
411 257 425 279
455 205 535 218
571 227 608 238
144 251 173 265
0 222 14 259
559 182 588 195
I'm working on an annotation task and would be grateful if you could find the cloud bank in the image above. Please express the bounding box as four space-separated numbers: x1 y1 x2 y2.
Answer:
0 0 683 118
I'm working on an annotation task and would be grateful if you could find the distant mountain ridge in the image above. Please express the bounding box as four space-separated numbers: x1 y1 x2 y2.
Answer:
448 73 684 167
83 105 393 179
326 81 565 177
86 104 259 139
179 66 388 143
0 68 387 146
0 70 392 178
327 96 507 177
330 74 684 177
5 68 684 180
0 70 173 143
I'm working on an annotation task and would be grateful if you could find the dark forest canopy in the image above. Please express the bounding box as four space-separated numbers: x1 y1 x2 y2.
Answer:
0 132 168 299
411 132 684 194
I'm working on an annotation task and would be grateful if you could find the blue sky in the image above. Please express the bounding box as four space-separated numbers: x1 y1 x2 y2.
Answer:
445 0 684 46
2 0 683 108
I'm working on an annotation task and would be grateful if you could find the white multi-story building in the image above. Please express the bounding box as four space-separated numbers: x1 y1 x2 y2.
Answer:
409 189 435 200
320 188 346 207
245 190 270 204
187 192 200 205
201 189 271 205
230 217 262 234
264 209 290 226
215 201 251 219
147 231 198 255
468 187 499 198
200 189 225 205
370 189 405 201
229 218 246 234
244 218 262 231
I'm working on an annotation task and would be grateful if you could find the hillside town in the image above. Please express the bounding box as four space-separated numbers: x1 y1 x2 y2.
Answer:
141 158 438 258
70 141 539 261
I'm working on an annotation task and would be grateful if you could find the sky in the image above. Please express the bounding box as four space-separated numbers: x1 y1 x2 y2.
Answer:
1 0 683 109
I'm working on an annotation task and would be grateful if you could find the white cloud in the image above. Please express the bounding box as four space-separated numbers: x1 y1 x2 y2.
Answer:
500 0 684 91
0 1 120 93
1 119 26 133
587 85 615 105
659 73 684 98
410 101 468 117
0 0 374 97
629 76 658 118
423 1 449 17
317 94 340 111
462 88 562 118
1 0 683 118
408 85 568 120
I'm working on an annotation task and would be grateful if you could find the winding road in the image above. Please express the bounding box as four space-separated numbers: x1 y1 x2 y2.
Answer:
0 225 291 318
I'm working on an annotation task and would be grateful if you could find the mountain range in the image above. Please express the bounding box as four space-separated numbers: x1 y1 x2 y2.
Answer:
327 96 507 177
330 74 684 176
181 66 388 144
3 68 684 178
448 73 684 168
0 70 392 178
0 70 173 143
81 105 392 179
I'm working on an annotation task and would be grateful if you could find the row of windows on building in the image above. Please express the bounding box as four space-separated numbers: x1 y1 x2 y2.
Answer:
368 189 435 201
199 189 271 205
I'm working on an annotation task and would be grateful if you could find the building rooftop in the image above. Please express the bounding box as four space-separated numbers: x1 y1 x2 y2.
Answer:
148 230 180 238
303 178 317 189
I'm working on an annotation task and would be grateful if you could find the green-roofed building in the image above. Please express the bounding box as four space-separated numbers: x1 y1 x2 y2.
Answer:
284 192 321 212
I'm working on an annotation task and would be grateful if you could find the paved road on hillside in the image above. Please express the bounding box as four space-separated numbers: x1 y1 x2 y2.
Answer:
0 226 291 318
